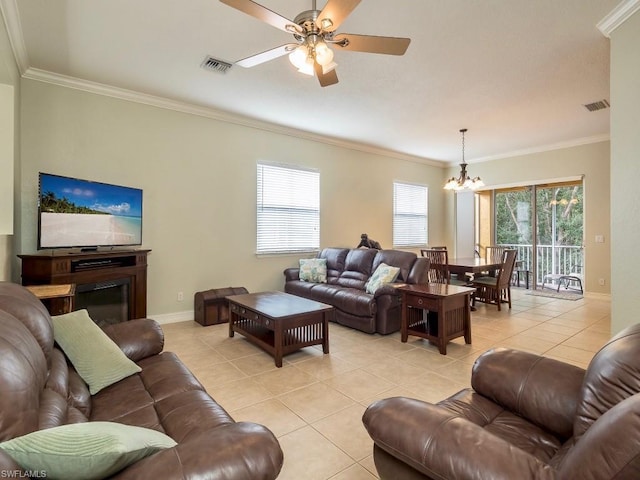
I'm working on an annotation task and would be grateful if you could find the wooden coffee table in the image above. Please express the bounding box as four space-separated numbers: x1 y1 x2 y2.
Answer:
227 291 333 367
398 283 475 355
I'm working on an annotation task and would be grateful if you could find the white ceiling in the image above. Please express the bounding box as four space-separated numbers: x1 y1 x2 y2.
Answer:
2 0 621 164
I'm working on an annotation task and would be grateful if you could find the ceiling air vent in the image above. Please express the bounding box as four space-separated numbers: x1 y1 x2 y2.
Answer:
201 56 232 74
583 99 610 112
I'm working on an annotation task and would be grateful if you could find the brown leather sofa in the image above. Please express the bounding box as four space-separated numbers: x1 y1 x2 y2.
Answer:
0 282 284 479
284 248 429 334
362 323 640 480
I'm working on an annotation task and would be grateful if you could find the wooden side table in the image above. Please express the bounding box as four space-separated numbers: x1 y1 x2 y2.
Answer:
26 284 76 315
398 283 475 355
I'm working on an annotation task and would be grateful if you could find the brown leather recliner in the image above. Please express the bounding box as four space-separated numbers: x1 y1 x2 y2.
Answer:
363 323 640 480
0 282 284 479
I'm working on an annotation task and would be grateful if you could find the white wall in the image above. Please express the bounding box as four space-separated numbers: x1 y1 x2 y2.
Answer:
610 9 640 334
443 141 611 295
0 13 20 281
18 79 446 319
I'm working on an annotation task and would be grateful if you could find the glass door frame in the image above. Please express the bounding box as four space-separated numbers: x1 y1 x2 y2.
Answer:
477 177 584 290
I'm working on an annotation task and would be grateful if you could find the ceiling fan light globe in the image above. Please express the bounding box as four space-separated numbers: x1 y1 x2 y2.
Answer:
320 18 333 30
289 45 308 69
298 59 315 76
315 41 334 66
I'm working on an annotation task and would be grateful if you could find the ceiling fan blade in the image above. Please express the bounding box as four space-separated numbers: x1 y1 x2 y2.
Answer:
316 0 361 32
314 62 339 87
235 43 298 68
220 0 301 34
333 33 411 55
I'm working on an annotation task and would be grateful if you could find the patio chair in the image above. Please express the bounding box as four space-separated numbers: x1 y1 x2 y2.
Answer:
472 249 518 310
543 266 583 294
512 259 532 289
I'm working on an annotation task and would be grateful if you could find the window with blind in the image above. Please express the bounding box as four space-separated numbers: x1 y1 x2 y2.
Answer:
393 182 428 247
257 163 320 254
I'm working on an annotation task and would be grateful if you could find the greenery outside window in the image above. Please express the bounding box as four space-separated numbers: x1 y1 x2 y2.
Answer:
393 182 428 247
257 163 320 254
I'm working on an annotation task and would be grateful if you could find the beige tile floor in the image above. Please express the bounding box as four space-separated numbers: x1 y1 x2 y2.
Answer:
161 288 611 480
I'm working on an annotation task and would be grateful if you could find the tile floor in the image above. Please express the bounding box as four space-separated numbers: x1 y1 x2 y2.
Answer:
161 288 611 479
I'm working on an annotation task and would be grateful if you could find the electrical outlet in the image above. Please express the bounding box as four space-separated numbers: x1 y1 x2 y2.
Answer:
177 291 184 302
598 278 605 286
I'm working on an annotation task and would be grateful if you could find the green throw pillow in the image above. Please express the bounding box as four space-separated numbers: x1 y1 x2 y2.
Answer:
0 422 177 480
366 263 401 294
299 258 328 283
52 309 141 395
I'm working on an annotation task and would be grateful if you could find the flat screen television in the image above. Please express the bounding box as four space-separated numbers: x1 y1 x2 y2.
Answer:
38 172 143 250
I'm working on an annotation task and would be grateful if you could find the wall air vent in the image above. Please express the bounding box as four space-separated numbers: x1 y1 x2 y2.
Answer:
583 99 610 112
201 56 232 74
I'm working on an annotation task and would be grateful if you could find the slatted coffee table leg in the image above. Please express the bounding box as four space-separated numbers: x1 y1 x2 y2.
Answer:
274 321 283 367
322 311 330 354
229 309 236 337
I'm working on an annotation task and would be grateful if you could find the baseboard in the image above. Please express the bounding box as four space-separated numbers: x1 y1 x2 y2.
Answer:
148 310 194 324
584 292 611 301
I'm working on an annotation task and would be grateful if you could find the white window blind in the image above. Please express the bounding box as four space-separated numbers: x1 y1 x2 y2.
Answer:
393 182 428 247
257 163 320 254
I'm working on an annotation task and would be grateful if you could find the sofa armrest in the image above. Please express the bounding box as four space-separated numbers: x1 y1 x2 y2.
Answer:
557 394 640 479
111 422 283 480
472 348 585 439
363 397 556 480
102 318 164 362
373 283 402 298
407 257 429 284
284 267 300 282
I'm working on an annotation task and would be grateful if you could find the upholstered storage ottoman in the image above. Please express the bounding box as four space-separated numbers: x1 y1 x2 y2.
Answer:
194 287 248 326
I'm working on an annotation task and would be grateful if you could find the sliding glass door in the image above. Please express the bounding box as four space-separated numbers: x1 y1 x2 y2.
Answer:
535 183 584 285
495 187 533 272
488 180 583 288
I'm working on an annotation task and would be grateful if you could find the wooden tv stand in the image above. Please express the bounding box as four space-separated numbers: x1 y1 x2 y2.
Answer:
18 249 150 320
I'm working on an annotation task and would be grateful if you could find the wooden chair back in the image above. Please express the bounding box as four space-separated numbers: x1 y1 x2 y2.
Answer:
497 249 518 288
421 248 450 284
486 245 508 263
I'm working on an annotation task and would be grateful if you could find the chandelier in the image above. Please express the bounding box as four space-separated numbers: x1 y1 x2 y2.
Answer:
444 128 484 191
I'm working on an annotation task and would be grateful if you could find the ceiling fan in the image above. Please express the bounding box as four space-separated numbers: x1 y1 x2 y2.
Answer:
219 0 411 87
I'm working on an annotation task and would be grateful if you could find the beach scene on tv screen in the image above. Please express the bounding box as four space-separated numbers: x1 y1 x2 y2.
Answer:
39 175 142 248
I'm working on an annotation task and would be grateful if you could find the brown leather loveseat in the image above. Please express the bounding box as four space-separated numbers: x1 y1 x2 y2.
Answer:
284 248 429 334
363 323 640 479
0 282 284 479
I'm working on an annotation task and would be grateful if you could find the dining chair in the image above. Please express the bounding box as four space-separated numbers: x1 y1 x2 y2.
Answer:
484 245 508 276
421 248 469 286
421 248 450 284
472 249 518 310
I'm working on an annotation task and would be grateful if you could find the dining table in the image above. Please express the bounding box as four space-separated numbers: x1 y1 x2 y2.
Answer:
447 257 503 278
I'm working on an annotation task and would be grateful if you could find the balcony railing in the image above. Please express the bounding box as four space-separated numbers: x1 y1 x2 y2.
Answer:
499 244 583 286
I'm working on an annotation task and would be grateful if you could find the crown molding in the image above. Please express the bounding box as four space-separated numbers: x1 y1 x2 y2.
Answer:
451 133 611 166
0 0 29 73
21 67 443 168
597 0 640 38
